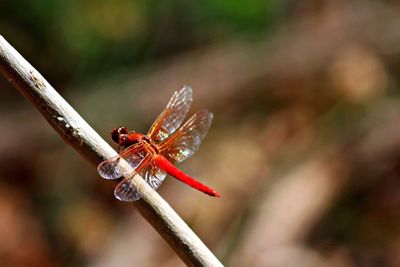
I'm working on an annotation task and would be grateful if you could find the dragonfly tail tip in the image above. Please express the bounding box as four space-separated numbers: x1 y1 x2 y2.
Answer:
213 191 221 198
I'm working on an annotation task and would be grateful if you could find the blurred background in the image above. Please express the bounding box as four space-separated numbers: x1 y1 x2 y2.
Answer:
2 0 400 266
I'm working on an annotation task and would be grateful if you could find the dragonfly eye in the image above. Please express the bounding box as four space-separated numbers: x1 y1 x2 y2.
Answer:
118 127 129 135
111 128 120 144
111 126 129 144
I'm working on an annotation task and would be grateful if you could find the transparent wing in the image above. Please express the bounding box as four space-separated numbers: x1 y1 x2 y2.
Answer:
97 143 148 180
114 160 167 201
159 109 213 163
147 86 193 143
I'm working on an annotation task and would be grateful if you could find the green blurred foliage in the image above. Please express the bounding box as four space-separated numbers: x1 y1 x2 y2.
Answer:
0 0 282 84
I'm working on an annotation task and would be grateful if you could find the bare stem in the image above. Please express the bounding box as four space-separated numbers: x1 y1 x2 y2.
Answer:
0 35 223 267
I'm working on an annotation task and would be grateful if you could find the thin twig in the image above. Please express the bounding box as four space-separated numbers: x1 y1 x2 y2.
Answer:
0 35 223 267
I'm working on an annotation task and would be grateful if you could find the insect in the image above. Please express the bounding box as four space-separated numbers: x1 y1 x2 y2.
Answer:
97 86 220 201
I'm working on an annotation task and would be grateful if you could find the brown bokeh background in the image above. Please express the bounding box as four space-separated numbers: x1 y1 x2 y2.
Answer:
2 1 400 266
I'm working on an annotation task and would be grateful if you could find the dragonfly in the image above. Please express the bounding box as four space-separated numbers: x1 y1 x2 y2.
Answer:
97 86 220 201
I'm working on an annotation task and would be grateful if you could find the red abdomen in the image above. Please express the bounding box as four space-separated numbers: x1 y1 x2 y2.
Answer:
154 155 220 197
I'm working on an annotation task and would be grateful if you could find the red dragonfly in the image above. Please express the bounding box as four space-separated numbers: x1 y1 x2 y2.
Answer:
97 86 220 201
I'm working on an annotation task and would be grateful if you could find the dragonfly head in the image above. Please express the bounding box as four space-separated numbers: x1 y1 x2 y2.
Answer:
111 126 129 145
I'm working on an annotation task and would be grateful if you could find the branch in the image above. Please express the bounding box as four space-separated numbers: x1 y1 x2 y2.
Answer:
0 35 223 267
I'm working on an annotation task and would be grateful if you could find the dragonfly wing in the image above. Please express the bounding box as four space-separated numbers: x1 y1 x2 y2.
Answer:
159 109 213 163
97 155 124 180
97 143 148 180
147 86 193 143
140 161 167 190
114 179 142 201
114 160 167 201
